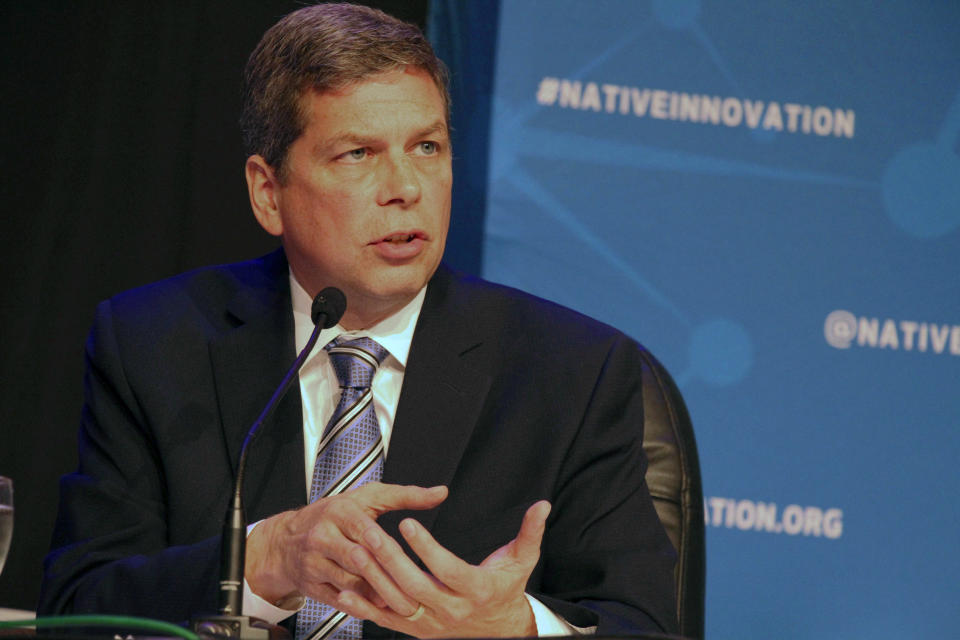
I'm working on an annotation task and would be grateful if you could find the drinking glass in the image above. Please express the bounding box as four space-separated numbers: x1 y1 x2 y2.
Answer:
0 477 12 576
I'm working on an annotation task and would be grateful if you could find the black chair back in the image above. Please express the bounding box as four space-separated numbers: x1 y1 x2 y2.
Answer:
640 348 705 639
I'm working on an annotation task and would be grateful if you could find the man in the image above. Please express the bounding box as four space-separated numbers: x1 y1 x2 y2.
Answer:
39 4 677 638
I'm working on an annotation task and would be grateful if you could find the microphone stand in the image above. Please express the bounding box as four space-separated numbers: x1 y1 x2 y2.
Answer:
192 288 345 639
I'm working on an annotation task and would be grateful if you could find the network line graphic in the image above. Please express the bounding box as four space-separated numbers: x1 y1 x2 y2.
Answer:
482 0 959 388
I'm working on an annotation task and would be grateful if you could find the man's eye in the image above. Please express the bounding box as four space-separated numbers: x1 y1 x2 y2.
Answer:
418 141 438 155
341 148 367 161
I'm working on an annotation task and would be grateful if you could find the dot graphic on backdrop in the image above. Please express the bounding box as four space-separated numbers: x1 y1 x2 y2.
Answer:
687 318 754 387
881 143 960 239
652 0 701 29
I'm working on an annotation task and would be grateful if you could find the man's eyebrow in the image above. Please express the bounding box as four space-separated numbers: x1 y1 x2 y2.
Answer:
413 121 449 140
315 133 374 154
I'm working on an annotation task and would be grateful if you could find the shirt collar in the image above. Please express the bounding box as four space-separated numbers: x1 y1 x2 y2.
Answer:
290 272 426 368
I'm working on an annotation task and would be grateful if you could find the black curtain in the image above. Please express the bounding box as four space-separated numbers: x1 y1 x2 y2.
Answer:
0 0 430 612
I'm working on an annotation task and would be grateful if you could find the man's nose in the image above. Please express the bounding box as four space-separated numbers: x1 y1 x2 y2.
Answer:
377 153 421 207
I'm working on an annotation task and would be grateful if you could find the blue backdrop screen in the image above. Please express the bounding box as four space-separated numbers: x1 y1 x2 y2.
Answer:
445 1 960 636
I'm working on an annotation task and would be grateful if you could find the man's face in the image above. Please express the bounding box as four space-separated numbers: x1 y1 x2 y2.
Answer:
256 67 452 329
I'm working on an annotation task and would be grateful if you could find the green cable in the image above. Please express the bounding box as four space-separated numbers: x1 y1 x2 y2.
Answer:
0 614 200 640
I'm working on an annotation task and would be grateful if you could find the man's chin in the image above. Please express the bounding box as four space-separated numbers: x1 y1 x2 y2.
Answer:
342 271 434 326
368 262 437 295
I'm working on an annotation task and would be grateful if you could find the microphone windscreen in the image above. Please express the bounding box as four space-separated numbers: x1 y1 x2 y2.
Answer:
311 287 347 328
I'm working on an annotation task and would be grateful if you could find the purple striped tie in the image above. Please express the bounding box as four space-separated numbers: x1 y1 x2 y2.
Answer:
296 336 389 640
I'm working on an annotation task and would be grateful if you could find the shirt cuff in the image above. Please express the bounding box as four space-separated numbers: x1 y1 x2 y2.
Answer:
525 593 597 636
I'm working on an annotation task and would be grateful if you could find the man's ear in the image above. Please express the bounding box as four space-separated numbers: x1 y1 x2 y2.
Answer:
246 154 284 237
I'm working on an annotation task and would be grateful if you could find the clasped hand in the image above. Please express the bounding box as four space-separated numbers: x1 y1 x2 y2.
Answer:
246 482 551 638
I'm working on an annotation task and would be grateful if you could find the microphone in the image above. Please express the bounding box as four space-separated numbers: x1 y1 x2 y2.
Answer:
312 287 347 329
193 287 346 639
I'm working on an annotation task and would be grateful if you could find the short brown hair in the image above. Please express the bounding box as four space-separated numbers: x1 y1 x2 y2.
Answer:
240 3 449 178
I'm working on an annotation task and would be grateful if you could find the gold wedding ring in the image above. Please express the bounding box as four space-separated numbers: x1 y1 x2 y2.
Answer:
405 603 426 622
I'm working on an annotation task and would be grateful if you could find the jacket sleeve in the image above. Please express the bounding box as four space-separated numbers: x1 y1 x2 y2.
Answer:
38 299 222 624
530 335 679 634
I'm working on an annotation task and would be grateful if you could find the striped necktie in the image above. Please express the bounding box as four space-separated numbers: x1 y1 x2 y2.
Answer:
295 336 389 640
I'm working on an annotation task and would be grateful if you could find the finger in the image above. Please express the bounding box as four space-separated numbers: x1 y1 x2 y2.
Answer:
298 552 396 612
308 582 344 607
311 567 385 609
304 485 445 543
347 542 421 616
398 517 478 595
303 514 418 615
509 500 551 562
336 589 420 634
282 491 436 611
306 485 448 572
355 482 448 516
310 493 381 543
361 520 455 606
301 552 367 594
308 580 386 612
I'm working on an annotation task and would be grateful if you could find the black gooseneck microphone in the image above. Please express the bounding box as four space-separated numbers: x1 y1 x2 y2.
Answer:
193 287 347 639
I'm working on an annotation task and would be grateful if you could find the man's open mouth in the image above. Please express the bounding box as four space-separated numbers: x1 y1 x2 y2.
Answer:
382 233 417 243
376 232 424 245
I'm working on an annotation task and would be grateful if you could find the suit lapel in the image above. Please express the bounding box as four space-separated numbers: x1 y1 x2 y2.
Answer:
380 266 492 535
208 250 307 520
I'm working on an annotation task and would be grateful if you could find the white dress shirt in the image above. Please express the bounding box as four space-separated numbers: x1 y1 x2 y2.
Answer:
291 276 424 488
243 273 588 635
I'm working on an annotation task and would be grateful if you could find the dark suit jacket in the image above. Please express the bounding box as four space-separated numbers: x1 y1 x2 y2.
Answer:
39 249 678 635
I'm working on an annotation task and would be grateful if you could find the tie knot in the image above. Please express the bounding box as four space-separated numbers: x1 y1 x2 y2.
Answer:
325 336 389 389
